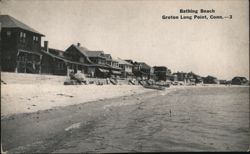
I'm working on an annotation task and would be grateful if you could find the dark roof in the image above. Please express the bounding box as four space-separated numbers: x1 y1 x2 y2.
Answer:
124 60 134 64
41 50 93 66
232 76 247 81
136 62 151 69
117 58 133 66
86 51 105 58
104 54 112 60
153 66 167 69
68 44 106 61
48 48 65 58
205 75 217 79
67 45 93 63
0 15 44 36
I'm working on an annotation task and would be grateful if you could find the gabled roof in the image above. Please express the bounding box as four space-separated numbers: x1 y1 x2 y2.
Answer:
104 54 112 60
66 44 93 63
124 59 134 64
136 62 151 69
206 75 217 79
0 15 44 36
67 44 107 60
41 50 93 67
116 58 133 66
86 51 105 58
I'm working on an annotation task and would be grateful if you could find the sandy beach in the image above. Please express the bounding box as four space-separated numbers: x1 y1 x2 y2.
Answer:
1 73 249 152
1 72 156 117
1 72 243 117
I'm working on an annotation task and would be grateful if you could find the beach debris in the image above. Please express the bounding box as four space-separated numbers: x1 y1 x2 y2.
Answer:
88 81 94 84
128 79 136 85
65 122 81 131
139 80 146 86
64 71 87 85
32 104 36 106
143 84 166 90
96 80 104 85
56 93 74 98
155 80 170 87
110 78 118 85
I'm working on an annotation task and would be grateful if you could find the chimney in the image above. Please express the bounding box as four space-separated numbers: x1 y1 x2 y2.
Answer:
77 42 81 47
44 41 48 52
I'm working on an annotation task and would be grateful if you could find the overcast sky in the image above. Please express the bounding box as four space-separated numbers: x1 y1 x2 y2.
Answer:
1 0 249 80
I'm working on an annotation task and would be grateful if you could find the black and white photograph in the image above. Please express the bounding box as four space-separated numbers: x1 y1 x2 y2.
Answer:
0 0 249 152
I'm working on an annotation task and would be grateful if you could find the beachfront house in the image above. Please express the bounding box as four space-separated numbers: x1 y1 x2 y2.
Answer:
133 62 152 80
40 41 90 76
172 71 202 84
231 76 248 85
186 72 203 84
203 75 218 84
0 15 44 73
104 54 121 78
65 43 121 78
154 66 172 81
117 58 133 78
172 71 187 83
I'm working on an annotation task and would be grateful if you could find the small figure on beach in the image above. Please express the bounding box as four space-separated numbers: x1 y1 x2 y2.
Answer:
106 78 110 85
69 71 75 80
170 109 172 117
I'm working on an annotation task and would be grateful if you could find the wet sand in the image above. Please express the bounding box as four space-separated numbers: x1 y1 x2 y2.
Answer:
1 86 249 152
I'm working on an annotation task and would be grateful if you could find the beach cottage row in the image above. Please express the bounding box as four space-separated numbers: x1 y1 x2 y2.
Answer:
0 15 137 78
3 15 238 83
0 15 166 80
41 42 124 78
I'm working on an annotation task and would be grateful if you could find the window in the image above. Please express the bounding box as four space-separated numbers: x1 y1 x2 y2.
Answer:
20 32 26 43
33 36 39 42
6 31 11 37
57 62 64 70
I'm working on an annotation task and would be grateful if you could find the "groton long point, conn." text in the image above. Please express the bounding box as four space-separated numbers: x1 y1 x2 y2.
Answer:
162 9 232 20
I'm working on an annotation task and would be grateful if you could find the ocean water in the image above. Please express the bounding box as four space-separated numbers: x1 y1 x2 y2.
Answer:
52 86 249 152
138 86 249 151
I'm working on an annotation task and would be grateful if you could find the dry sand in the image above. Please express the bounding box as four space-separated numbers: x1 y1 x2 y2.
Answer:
1 72 157 116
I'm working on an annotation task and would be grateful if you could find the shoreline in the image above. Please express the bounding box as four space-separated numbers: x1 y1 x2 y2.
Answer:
1 72 249 117
1 83 248 118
